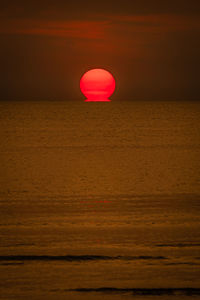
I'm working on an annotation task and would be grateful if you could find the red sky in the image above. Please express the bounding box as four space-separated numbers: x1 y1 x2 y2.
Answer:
1 0 200 100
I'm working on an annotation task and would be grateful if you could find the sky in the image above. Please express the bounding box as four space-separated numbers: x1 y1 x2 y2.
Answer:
1 0 200 101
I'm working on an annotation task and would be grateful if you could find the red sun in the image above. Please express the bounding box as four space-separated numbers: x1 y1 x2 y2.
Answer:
80 68 116 102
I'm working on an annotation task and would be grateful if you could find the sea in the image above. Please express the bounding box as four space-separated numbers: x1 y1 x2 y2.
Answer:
0 100 200 300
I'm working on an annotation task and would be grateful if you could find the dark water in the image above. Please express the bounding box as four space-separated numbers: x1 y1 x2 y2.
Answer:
0 100 200 300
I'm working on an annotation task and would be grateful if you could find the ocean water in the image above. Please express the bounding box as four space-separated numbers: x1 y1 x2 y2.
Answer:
0 100 200 300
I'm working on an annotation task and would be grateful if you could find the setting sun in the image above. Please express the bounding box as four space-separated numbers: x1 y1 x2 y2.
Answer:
80 68 116 102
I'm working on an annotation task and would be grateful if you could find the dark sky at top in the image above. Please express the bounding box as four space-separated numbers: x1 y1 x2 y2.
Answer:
1 0 200 100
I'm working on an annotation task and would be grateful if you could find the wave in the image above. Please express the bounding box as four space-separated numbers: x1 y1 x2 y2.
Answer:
164 262 200 266
0 262 24 266
0 255 167 262
156 243 200 248
69 287 200 296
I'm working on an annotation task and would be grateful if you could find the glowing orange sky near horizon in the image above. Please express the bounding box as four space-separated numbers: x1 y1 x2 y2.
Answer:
80 69 116 102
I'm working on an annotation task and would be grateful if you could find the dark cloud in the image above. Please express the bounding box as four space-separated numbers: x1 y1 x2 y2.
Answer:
1 0 200 19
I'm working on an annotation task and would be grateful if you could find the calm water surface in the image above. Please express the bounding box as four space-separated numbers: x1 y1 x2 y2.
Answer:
0 100 200 299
